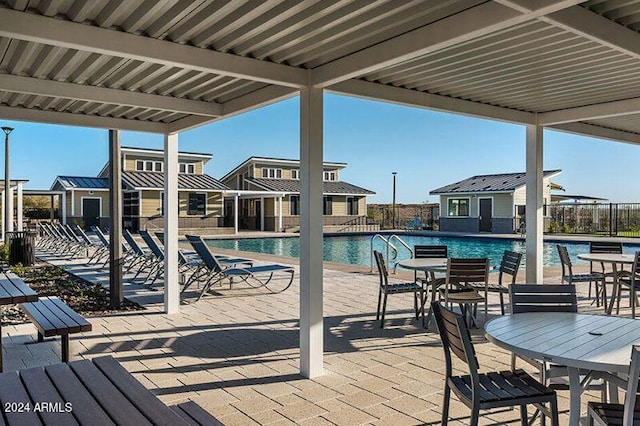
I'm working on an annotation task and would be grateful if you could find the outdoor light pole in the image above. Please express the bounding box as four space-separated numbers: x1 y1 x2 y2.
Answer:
392 172 397 229
2 127 13 242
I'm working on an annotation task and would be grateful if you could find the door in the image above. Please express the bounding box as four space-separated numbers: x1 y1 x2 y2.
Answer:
255 200 262 230
224 200 233 227
479 198 492 232
82 198 101 229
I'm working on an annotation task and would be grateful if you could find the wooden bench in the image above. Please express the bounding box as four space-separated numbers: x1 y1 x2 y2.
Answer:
20 296 91 362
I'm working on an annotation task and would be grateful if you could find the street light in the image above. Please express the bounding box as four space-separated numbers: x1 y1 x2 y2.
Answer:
2 126 13 241
392 172 397 229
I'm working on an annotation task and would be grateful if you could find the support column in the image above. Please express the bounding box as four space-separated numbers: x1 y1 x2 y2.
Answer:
163 133 179 314
49 195 54 221
70 190 75 218
300 86 324 378
278 196 283 232
16 183 22 231
60 193 66 225
108 130 123 308
1 191 4 240
525 124 544 283
234 195 239 234
260 197 265 231
7 187 13 233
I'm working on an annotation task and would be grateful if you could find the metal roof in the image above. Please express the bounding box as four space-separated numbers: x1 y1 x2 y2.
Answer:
430 170 562 194
246 178 375 195
122 171 228 191
55 176 109 189
220 156 348 182
0 1 640 142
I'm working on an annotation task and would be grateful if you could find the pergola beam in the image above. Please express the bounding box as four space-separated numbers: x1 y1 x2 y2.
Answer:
0 104 167 133
0 8 307 88
168 85 297 133
549 122 640 145
329 79 535 125
0 74 222 117
310 0 583 87
539 97 640 125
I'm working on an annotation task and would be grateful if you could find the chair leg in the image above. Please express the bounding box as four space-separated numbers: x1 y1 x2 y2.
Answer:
520 404 528 425
469 406 479 426
499 292 505 315
550 397 559 426
441 383 450 426
380 293 388 329
414 291 419 319
376 288 382 321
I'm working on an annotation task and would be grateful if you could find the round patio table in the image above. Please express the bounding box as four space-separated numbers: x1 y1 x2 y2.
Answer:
485 312 640 426
398 258 447 327
577 253 636 317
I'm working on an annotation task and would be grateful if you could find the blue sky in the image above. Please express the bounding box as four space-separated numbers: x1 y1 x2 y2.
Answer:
4 93 638 203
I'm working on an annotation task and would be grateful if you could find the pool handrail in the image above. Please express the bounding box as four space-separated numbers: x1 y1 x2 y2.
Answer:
370 234 411 273
388 234 413 273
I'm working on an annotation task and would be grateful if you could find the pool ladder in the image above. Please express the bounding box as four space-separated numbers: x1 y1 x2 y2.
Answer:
370 234 413 274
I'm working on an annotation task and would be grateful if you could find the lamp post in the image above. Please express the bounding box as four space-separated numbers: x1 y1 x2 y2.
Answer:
2 127 13 241
392 172 397 229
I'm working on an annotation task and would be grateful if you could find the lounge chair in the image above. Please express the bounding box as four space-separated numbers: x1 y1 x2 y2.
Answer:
183 235 295 301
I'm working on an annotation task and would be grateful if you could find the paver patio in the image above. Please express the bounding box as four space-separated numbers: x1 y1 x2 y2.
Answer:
2 246 624 425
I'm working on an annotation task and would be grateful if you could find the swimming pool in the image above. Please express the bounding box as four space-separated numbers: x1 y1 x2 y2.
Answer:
205 234 640 268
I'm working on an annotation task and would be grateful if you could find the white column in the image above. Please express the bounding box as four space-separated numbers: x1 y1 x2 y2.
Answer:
1 191 4 240
16 182 22 231
70 190 75 217
234 194 239 234
164 133 179 314
7 187 13 232
108 130 123 308
61 193 67 225
525 124 544 283
278 196 283 232
260 197 265 231
300 86 324 378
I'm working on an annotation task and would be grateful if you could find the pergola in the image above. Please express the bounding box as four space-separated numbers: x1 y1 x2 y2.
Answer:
1 0 640 378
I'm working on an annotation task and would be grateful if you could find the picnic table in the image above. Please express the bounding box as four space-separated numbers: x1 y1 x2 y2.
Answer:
0 272 38 371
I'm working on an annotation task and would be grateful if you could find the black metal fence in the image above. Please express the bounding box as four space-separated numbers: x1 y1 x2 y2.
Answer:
368 204 440 230
516 203 640 237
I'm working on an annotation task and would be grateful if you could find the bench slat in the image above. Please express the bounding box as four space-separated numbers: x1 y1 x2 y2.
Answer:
19 367 78 426
69 359 153 426
39 298 82 333
0 370 42 425
21 302 59 337
0 282 13 304
171 405 200 426
92 356 188 426
45 363 115 426
173 401 224 426
5 272 38 301
48 297 91 332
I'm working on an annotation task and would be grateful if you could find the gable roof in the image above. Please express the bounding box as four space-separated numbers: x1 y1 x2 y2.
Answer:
121 146 212 159
220 157 348 182
430 170 562 195
246 178 374 195
53 176 109 190
122 171 228 191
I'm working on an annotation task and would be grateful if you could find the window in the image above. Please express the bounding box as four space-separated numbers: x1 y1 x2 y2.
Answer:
289 195 300 216
136 160 144 171
136 160 162 172
291 169 299 179
323 171 336 181
448 198 469 216
347 197 359 215
179 163 196 174
323 196 333 215
160 192 179 216
188 193 206 215
154 162 163 172
262 168 282 179
144 161 154 171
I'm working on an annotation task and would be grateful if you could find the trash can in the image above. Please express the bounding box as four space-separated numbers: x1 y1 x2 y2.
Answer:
7 231 36 266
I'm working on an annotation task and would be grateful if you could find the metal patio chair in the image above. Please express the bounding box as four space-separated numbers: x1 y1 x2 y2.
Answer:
558 244 605 307
589 241 626 307
432 301 559 426
440 257 489 327
468 250 522 315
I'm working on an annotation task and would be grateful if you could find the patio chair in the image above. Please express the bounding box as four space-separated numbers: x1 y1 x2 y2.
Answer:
558 244 604 307
587 345 640 426
374 250 423 329
617 251 640 319
468 250 522 315
414 245 448 327
589 241 626 307
183 235 294 301
440 258 489 327
509 284 606 406
432 301 559 426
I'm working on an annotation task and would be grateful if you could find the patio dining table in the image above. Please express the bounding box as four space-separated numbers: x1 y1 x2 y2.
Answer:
485 311 640 426
397 258 447 328
577 253 636 317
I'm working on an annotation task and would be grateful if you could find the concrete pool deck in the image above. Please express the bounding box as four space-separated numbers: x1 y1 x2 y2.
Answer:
2 246 633 425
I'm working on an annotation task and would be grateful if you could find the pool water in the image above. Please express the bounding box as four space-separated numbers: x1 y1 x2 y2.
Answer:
205 234 639 268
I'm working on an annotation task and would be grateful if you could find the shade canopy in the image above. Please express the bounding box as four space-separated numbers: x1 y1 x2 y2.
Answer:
0 1 636 142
